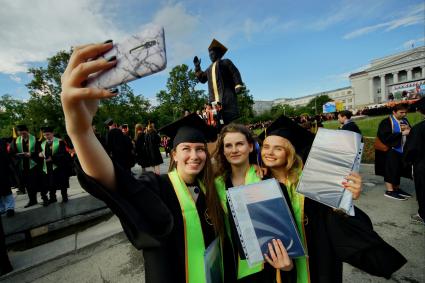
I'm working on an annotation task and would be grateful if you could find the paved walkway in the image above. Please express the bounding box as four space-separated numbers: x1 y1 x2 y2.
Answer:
1 160 424 282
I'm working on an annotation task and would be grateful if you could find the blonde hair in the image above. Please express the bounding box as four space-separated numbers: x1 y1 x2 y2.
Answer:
264 137 303 185
134 124 143 140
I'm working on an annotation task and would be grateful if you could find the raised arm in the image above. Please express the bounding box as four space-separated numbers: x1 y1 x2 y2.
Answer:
61 41 118 191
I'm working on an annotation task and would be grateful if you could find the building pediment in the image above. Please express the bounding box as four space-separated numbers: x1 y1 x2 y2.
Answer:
366 48 425 72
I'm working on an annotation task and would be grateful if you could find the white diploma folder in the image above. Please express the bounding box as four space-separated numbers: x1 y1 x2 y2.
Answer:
296 128 363 215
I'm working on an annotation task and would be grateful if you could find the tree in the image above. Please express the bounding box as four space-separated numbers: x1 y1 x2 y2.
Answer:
236 88 255 123
97 83 151 136
0 95 27 137
270 104 297 119
25 50 71 134
306 95 331 115
155 64 207 126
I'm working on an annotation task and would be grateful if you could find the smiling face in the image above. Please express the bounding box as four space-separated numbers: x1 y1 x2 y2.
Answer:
261 135 290 169
223 132 253 167
173 142 207 183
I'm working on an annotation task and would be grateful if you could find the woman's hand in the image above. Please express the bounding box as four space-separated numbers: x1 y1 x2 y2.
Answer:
264 239 293 271
342 172 362 200
253 164 267 179
60 41 118 191
61 41 117 137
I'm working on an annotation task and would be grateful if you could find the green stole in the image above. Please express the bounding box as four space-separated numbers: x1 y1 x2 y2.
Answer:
16 135 37 170
168 169 209 283
41 138 60 174
215 165 264 279
284 174 310 283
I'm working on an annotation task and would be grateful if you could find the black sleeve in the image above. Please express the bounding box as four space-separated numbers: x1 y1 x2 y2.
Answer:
222 59 243 87
404 122 425 164
195 69 208 84
76 161 174 250
377 118 401 148
325 206 407 279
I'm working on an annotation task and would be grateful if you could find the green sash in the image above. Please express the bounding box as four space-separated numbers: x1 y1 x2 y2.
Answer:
16 135 37 170
41 138 60 174
215 165 264 279
168 169 209 283
285 175 310 283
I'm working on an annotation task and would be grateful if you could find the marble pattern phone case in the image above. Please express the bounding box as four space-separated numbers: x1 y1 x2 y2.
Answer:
87 25 166 89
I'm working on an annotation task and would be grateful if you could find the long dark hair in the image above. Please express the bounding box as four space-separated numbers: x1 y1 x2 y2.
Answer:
169 143 224 237
213 123 257 180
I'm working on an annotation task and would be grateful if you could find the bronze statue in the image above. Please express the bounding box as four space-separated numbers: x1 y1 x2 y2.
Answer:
194 39 244 125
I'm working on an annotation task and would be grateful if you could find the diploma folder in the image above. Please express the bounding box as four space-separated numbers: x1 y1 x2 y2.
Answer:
226 179 305 267
296 128 363 215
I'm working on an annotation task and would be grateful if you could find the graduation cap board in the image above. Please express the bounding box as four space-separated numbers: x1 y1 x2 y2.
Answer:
41 126 53 133
16 124 29 132
104 118 114 126
208 39 228 56
159 113 217 148
258 115 315 162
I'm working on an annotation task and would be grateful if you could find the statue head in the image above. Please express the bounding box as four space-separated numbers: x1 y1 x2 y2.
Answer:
208 39 227 62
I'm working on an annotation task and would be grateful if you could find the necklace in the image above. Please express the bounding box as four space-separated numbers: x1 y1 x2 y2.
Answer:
204 208 213 226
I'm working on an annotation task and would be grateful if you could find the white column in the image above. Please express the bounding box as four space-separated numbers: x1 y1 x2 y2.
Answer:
392 72 398 84
369 77 375 103
421 66 425 78
407 68 413 81
380 75 386 101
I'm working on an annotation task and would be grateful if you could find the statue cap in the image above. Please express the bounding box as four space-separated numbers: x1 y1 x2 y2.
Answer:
208 39 228 55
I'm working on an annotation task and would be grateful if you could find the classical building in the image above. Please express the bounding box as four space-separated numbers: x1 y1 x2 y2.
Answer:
270 86 354 109
350 46 425 106
254 46 425 113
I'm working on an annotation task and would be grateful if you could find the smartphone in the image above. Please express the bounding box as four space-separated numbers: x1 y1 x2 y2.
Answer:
87 25 167 89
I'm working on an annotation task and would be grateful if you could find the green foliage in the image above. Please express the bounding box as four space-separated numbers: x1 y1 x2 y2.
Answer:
237 88 255 123
306 95 331 115
0 95 28 137
154 64 207 127
23 50 71 135
96 84 151 136
323 112 423 137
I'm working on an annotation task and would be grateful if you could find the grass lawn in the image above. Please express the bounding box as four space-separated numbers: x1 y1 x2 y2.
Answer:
323 112 423 137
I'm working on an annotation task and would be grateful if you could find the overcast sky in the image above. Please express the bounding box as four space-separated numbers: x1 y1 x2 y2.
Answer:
0 0 424 102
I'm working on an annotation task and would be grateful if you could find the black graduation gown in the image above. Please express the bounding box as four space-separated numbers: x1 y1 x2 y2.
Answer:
144 131 163 167
10 137 42 194
195 59 243 124
341 121 362 135
135 132 149 168
76 162 216 283
43 140 71 190
375 117 411 178
106 128 134 170
403 119 425 219
0 140 13 196
303 198 407 283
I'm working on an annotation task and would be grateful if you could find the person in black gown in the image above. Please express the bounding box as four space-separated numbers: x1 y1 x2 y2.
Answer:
404 97 425 225
60 41 234 283
258 115 407 283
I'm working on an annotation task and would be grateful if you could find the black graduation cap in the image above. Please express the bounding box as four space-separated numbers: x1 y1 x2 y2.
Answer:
159 113 217 148
258 115 315 162
41 126 53 133
208 39 228 55
104 118 114 126
413 97 425 112
16 124 28 132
